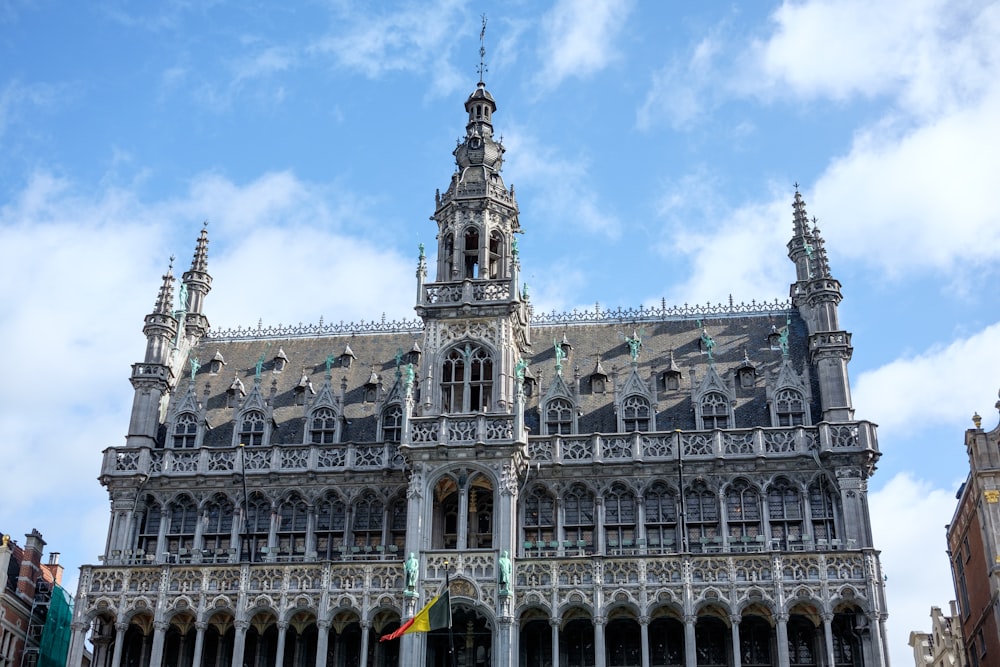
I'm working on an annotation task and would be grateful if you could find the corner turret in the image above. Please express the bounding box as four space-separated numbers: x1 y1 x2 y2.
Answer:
180 224 212 338
787 188 854 421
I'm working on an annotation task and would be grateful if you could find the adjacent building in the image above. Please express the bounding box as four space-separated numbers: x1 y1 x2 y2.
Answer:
908 602 966 667
946 410 1000 667
1 530 72 667
68 73 890 667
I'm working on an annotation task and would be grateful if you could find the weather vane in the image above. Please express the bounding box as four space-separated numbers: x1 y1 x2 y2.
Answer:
478 14 488 83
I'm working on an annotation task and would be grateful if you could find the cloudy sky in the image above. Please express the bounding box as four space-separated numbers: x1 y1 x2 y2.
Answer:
1 1 998 662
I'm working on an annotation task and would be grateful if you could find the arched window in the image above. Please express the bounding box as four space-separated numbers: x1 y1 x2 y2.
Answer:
700 392 729 429
382 404 403 443
202 495 234 562
441 344 493 413
563 484 595 546
643 482 678 553
488 231 503 279
463 228 480 278
685 481 719 552
523 487 555 548
352 491 384 550
315 492 347 560
166 495 198 558
739 616 774 666
775 388 806 426
238 410 266 446
809 478 838 542
443 233 455 279
388 496 407 554
622 396 651 432
276 494 309 559
309 407 338 445
468 474 494 549
604 483 636 553
726 480 762 548
137 496 161 560
787 616 819 666
243 493 271 561
767 478 803 548
172 413 198 448
832 612 862 666
545 398 573 435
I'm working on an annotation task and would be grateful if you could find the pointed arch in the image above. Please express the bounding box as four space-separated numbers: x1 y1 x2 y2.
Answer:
440 342 494 413
276 492 309 559
202 494 235 562
604 482 637 553
308 405 340 445
352 489 385 552
171 412 199 448
643 481 679 553
543 397 574 435
685 480 719 552
621 395 652 432
237 409 267 446
808 476 839 543
766 477 804 550
725 478 762 544
165 494 198 559
315 490 347 560
522 485 556 551
563 483 595 547
380 403 403 443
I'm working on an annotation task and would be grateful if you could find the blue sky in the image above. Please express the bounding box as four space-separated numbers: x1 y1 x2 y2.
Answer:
1 1 998 661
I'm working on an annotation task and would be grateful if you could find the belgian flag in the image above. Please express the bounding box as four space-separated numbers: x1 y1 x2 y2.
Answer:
380 591 452 641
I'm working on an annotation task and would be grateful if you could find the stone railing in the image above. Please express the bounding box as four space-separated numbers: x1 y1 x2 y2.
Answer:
407 414 516 446
422 279 513 306
527 422 878 465
79 550 874 617
102 442 405 479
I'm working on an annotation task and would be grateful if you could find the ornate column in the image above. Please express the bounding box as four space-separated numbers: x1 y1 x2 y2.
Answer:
638 616 650 667
359 620 370 667
729 615 742 667
821 613 835 667
868 612 887 667
66 621 91 667
717 490 729 551
550 617 561 667
457 481 469 549
191 622 207 667
275 621 289 667
230 620 248 667
149 620 168 667
683 615 696 667
156 510 169 562
595 496 605 555
775 613 790 667
315 619 331 667
594 615 607 667
110 622 127 667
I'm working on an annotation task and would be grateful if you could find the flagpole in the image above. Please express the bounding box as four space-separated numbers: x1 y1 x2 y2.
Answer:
445 561 456 667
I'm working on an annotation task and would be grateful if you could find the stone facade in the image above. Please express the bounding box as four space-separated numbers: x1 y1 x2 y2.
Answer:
946 410 1000 667
68 77 890 667
908 602 966 667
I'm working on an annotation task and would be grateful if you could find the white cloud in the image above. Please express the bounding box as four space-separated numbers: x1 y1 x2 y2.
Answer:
869 472 958 667
310 0 467 97
534 0 632 90
748 0 999 117
0 167 414 577
503 126 621 240
853 322 1000 438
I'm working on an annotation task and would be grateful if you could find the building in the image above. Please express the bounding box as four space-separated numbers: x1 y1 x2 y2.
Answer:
1 529 72 667
946 409 1000 667
67 72 890 667
908 602 966 667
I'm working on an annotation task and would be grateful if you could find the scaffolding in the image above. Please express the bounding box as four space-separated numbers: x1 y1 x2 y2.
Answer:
20 580 72 667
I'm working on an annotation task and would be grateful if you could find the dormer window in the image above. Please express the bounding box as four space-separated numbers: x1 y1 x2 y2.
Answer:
622 396 651 432
272 348 288 373
663 369 682 391
339 345 356 369
309 407 339 445
209 350 226 375
522 365 535 398
227 376 246 408
774 388 806 427
172 413 198 449
407 341 422 366
364 370 379 403
238 410 266 446
293 373 315 406
768 326 782 350
700 392 730 430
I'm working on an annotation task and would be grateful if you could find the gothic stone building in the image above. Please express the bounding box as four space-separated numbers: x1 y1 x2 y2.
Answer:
68 77 890 667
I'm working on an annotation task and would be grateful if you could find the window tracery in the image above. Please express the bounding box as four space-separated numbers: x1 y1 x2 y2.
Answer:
622 395 651 432
441 343 494 413
544 398 573 435
700 392 729 430
309 407 338 445
172 412 198 448
238 410 266 446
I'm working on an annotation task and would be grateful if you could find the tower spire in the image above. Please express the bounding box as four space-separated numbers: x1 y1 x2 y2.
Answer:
477 14 488 84
181 222 213 338
152 256 176 316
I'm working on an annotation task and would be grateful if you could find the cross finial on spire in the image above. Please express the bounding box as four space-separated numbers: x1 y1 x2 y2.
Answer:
477 14 488 83
793 181 800 192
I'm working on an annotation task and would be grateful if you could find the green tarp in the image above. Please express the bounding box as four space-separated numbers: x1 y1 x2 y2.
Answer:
38 583 72 667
